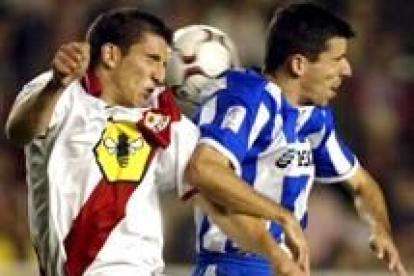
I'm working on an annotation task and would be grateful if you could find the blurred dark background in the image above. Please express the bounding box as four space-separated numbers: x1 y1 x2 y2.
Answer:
0 0 413 274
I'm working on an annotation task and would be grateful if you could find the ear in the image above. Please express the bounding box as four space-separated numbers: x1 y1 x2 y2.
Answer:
288 54 308 77
100 43 122 69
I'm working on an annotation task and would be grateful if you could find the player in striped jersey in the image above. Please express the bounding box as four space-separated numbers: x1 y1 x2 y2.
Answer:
186 3 407 276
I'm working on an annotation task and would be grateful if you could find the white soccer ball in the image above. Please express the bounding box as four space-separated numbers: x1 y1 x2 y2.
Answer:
166 25 240 105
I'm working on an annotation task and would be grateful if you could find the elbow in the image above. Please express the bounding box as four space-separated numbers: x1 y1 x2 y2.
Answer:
185 155 207 190
4 117 32 146
185 144 230 195
4 117 16 141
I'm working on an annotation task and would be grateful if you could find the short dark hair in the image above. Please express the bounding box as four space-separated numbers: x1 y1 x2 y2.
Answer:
264 2 355 73
86 8 172 69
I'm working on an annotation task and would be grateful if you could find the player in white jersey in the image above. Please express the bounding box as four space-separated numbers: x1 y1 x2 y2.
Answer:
4 8 191 276
5 8 310 276
186 3 408 276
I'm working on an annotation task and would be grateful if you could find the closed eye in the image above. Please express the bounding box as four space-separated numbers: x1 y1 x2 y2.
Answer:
147 54 167 68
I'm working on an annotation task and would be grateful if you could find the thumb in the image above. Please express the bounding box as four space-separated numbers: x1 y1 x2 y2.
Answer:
369 238 384 259
76 42 91 72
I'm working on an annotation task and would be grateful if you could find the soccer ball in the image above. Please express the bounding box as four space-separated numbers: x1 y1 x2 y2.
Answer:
166 25 240 105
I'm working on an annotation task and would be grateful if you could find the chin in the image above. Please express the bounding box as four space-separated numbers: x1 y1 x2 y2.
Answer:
316 98 329 106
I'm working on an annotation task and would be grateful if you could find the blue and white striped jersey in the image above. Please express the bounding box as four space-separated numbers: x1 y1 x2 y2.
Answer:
193 69 359 257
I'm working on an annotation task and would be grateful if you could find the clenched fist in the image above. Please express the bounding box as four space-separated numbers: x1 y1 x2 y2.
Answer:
51 42 90 87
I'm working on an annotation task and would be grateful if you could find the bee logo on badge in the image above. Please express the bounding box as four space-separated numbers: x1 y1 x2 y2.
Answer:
94 120 153 183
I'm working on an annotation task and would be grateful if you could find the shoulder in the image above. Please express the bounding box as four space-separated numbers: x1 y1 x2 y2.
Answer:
18 71 53 98
217 68 271 108
224 68 268 93
299 106 335 132
152 88 182 122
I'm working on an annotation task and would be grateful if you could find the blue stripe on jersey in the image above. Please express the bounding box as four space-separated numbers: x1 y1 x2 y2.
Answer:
298 107 357 179
298 107 324 138
281 175 309 212
194 250 270 275
313 134 356 178
241 92 282 184
198 215 211 252
281 97 299 143
197 70 269 163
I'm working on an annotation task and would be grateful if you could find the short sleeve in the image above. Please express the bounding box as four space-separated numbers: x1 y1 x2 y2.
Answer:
155 115 200 199
310 108 359 183
195 70 268 175
16 71 74 137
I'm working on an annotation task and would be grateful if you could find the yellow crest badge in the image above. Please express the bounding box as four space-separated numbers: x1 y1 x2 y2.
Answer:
94 120 152 183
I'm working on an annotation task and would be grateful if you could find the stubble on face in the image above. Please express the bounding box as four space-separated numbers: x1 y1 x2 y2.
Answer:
109 34 169 107
301 37 350 106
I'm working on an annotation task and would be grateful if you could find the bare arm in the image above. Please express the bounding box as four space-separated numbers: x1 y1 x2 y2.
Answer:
194 195 308 276
5 42 90 146
185 143 309 271
186 144 294 222
343 167 407 276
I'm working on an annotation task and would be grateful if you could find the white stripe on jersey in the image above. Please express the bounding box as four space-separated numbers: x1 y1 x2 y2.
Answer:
198 96 218 126
296 106 314 130
248 103 270 148
307 125 326 149
316 132 360 183
328 132 354 172
265 81 282 108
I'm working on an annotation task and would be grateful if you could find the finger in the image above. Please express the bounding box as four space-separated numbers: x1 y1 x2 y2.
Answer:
388 252 408 276
304 250 310 276
388 253 397 271
60 44 84 64
70 42 91 66
295 243 309 274
54 51 82 73
386 244 402 270
378 247 384 259
370 239 385 260
394 260 408 276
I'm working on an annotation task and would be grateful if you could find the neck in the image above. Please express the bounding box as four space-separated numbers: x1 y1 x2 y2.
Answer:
94 68 123 107
265 72 301 106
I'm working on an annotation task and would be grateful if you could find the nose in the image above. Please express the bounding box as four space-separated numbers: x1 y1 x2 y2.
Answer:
341 58 352 77
152 62 166 85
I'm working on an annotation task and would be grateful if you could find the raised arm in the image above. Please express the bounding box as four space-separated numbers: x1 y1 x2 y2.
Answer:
343 167 408 276
5 42 89 146
185 143 309 272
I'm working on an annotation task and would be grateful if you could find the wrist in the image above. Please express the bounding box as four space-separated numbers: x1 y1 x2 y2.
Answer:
48 70 71 91
273 207 294 225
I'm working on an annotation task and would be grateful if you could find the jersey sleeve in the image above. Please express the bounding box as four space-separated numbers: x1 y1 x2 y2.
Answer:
309 108 359 183
151 90 200 198
156 115 200 199
195 71 268 175
16 71 74 139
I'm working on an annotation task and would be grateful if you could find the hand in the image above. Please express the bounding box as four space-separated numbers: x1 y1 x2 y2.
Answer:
51 42 90 87
270 250 308 276
282 216 310 275
369 230 408 276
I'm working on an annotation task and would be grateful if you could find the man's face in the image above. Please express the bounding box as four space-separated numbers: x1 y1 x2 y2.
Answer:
111 32 169 107
300 37 352 106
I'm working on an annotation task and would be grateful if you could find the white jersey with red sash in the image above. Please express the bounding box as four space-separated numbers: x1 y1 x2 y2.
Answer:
20 72 199 276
